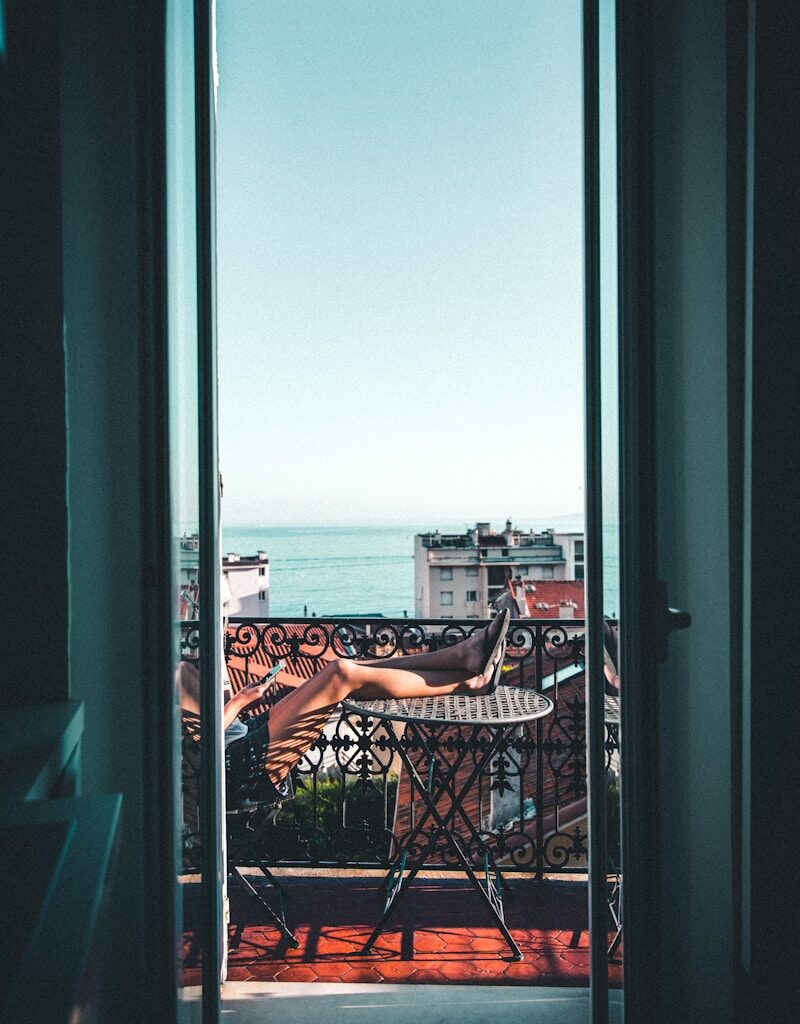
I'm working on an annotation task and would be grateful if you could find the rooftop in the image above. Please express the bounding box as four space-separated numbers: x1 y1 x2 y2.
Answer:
513 580 586 619
224 551 269 565
419 522 576 553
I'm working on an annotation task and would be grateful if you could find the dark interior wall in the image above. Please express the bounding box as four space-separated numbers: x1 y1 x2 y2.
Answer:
1 3 175 1019
0 2 68 705
61 0 143 812
59 3 164 1021
650 0 734 1019
744 4 800 1020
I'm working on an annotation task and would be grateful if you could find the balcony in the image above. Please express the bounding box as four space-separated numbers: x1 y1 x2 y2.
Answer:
181 617 621 989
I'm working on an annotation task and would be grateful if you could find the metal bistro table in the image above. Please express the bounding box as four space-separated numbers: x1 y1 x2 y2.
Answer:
341 684 554 961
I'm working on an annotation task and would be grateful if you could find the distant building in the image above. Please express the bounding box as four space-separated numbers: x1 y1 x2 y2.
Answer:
179 532 201 587
222 550 270 617
179 533 201 620
178 533 270 618
414 519 584 618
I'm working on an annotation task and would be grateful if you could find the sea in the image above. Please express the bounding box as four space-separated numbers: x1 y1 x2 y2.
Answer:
221 515 620 619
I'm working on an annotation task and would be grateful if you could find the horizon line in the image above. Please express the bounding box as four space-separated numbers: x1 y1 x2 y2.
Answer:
218 512 586 531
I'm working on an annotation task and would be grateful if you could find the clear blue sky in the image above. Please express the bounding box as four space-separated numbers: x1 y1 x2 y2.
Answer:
216 0 584 527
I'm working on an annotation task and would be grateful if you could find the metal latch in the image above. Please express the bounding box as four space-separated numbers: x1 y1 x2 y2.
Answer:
655 579 691 663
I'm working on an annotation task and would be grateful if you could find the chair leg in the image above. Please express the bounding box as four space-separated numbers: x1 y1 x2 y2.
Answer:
607 875 623 958
183 930 202 968
228 919 244 951
230 865 299 948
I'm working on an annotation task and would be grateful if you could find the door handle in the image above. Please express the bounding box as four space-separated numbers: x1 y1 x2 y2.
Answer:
655 579 691 663
666 606 691 631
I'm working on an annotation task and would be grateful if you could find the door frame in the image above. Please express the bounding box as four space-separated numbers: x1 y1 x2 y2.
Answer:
614 2 662 1020
582 1 612 1020
194 0 226 1016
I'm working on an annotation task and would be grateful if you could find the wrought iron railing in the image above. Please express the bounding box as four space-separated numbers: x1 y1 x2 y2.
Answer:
181 616 620 876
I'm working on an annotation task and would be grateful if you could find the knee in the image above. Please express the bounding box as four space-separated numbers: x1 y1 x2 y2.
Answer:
329 657 361 696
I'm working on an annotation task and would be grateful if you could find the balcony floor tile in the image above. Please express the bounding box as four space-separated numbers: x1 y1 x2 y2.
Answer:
186 873 622 987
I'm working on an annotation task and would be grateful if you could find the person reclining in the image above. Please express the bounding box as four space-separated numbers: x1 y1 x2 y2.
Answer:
179 610 511 800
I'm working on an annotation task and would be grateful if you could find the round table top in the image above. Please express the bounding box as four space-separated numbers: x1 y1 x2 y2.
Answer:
341 684 554 726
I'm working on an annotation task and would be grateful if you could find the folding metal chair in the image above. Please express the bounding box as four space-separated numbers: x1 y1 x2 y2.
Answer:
180 709 299 952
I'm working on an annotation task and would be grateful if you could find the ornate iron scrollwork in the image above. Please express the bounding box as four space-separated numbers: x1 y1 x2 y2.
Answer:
179 615 619 874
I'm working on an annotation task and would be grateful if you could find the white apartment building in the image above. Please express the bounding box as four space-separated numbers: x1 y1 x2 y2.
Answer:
178 533 270 618
222 550 270 617
414 520 584 619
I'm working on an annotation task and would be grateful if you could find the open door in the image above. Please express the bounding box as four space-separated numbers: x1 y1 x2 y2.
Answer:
167 0 225 1019
584 2 623 1021
613 2 738 1021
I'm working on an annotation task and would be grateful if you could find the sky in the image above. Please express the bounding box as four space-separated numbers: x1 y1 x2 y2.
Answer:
215 0 585 528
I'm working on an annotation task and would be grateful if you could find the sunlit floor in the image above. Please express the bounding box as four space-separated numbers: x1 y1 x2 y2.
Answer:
181 983 623 1024
183 872 622 989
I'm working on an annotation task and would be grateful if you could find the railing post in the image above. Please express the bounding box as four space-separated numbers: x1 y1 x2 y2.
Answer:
535 622 545 880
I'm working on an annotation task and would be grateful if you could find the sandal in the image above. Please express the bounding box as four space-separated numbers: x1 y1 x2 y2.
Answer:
481 608 510 694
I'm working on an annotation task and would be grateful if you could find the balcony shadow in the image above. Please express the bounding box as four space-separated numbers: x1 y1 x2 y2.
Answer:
212 873 622 988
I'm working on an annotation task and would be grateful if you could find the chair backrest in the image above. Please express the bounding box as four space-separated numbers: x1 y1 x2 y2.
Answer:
180 709 294 877
180 710 202 871
224 714 273 808
181 709 285 813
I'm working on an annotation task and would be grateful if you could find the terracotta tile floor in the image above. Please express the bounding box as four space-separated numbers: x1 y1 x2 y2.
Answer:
183 872 623 987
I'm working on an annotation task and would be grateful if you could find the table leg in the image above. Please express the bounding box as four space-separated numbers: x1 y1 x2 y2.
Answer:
363 730 472 951
361 722 524 960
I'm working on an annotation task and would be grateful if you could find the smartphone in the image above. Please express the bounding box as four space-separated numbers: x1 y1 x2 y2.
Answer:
261 659 286 686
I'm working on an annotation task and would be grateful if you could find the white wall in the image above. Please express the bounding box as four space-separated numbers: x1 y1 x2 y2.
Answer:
225 564 269 617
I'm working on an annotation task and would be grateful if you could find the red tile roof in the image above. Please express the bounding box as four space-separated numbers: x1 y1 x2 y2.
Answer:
510 579 585 618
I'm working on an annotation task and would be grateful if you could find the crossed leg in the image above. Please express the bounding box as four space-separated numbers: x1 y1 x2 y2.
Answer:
264 615 507 786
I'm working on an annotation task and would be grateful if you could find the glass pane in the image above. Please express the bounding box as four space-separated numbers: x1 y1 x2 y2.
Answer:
166 0 204 1010
216 0 592 1004
599 0 624 1008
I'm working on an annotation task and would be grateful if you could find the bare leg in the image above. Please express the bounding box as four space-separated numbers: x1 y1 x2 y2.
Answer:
357 612 506 675
264 658 483 785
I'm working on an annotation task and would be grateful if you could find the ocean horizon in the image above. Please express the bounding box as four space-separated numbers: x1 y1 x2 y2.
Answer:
219 514 619 619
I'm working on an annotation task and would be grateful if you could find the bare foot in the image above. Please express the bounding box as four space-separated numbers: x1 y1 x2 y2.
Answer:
458 672 494 696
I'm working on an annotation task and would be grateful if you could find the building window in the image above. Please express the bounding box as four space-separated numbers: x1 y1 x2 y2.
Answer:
440 591 454 606
540 565 554 579
574 540 584 557
466 590 478 602
575 565 584 580
466 566 478 576
480 548 488 557
440 567 453 580
259 590 267 600
501 548 509 557
259 567 266 576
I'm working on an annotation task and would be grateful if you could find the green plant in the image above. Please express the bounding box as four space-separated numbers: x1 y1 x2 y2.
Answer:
272 773 399 865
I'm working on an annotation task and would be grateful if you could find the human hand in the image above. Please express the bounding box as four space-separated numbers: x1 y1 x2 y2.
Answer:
238 677 274 710
235 660 285 713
